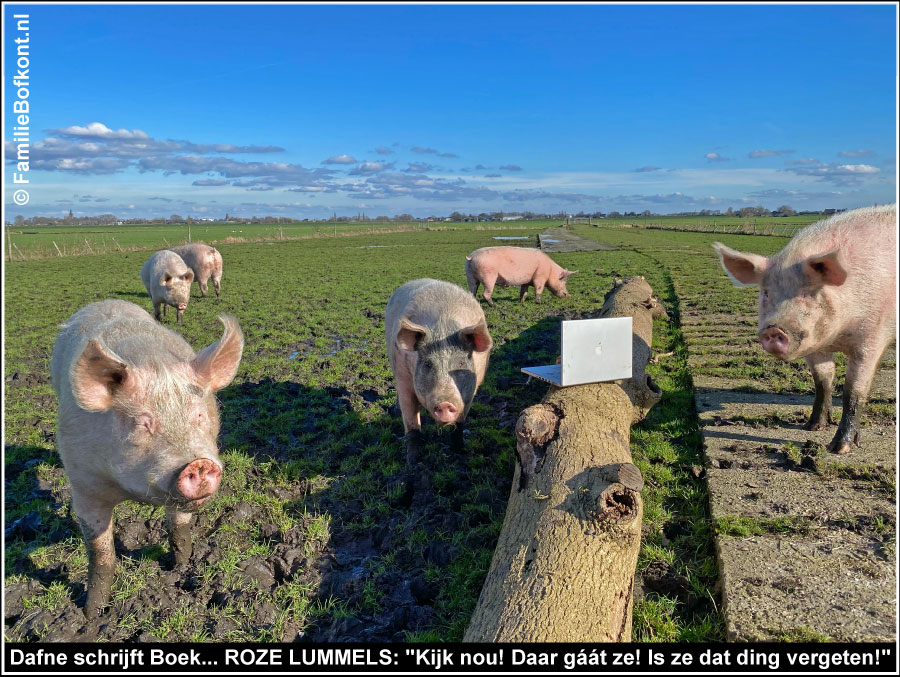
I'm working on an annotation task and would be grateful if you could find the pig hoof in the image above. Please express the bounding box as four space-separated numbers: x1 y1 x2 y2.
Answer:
827 437 853 454
804 420 827 431
405 430 425 464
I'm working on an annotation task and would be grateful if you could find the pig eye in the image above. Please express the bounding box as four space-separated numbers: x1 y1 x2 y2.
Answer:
762 288 769 300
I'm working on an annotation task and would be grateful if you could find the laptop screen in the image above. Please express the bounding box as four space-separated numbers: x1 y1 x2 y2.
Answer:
521 317 632 386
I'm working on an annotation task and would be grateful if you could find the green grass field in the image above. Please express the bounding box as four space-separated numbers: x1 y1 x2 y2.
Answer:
5 214 825 260
4 220 851 642
6 221 551 260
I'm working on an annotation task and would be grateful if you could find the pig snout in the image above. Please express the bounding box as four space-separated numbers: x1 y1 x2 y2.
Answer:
175 458 221 502
760 326 790 359
432 401 459 424
177 303 187 311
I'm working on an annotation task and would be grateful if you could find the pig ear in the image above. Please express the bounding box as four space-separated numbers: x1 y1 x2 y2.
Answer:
396 319 429 352
460 321 493 353
71 340 130 411
561 269 578 278
805 250 847 286
191 315 244 391
182 270 194 283
712 242 768 286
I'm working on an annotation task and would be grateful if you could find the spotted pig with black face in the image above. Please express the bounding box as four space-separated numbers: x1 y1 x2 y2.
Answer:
385 278 493 463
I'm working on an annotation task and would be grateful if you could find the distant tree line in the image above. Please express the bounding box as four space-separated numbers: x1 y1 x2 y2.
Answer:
8 204 820 228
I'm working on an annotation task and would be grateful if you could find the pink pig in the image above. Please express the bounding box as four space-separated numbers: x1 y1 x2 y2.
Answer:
465 246 577 306
169 243 224 298
386 279 493 463
713 204 896 454
51 299 244 615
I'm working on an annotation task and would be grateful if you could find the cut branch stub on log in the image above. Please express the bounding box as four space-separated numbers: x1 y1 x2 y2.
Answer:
464 276 665 642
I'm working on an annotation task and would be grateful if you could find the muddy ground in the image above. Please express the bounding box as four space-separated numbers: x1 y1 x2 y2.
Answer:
5 327 698 643
4 375 511 642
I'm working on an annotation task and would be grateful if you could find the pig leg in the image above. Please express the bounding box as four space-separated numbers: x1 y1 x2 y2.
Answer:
534 281 546 303
72 490 116 617
829 344 884 454
165 507 194 566
481 274 497 307
397 382 424 463
154 301 163 322
198 279 209 297
519 285 529 302
213 275 221 297
162 303 168 319
804 351 835 430
466 266 480 297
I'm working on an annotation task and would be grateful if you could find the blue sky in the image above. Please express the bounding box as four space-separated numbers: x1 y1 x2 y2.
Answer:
4 3 897 219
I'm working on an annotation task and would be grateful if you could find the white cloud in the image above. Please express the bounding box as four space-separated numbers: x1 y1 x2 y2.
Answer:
838 149 873 158
323 154 356 165
837 163 879 173
349 161 394 176
705 152 729 162
783 162 881 186
56 122 149 140
404 162 436 173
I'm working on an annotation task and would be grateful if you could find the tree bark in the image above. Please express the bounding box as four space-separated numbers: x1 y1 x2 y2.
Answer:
464 276 666 642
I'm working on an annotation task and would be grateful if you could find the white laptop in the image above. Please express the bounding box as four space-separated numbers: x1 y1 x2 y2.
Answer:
521 317 633 386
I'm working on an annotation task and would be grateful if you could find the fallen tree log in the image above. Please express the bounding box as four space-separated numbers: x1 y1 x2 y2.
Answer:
464 276 666 642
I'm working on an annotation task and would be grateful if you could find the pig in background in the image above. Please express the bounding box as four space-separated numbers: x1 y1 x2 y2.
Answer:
465 246 577 306
141 250 194 324
713 204 896 454
51 299 244 616
386 279 493 463
168 243 224 298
